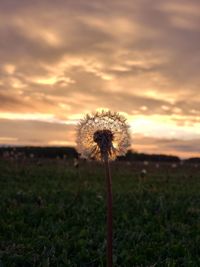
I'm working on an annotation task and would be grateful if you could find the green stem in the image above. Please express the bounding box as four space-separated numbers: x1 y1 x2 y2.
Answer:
104 155 113 267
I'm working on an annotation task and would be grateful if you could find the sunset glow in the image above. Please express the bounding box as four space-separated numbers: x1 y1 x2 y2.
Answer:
0 0 200 158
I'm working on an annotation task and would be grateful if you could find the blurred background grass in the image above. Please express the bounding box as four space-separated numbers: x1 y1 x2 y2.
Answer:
1 159 200 266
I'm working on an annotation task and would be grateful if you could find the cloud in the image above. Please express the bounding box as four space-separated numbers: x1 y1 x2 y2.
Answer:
0 119 75 146
0 0 200 156
133 134 200 158
0 92 33 112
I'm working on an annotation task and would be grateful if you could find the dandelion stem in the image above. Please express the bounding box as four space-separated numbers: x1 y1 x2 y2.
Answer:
104 154 113 267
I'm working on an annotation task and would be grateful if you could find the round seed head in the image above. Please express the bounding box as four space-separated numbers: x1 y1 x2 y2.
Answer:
76 110 131 160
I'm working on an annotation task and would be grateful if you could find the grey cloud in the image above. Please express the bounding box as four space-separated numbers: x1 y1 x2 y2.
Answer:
0 0 200 156
0 119 75 145
0 92 33 112
1 0 200 90
133 135 200 157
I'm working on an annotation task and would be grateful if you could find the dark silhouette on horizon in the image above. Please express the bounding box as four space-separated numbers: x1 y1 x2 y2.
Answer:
0 146 199 162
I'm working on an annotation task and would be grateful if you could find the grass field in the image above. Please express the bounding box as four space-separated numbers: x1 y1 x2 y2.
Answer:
1 158 200 267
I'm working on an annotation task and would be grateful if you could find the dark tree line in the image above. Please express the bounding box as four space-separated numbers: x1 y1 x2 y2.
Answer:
0 147 198 162
117 150 180 162
0 146 78 159
184 157 200 163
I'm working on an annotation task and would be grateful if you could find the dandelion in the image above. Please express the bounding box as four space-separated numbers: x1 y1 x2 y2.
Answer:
76 110 130 267
141 169 147 178
155 163 160 169
171 163 177 168
29 153 34 159
73 158 79 168
77 110 130 161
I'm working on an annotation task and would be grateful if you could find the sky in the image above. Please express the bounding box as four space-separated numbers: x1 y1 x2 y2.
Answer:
0 0 200 158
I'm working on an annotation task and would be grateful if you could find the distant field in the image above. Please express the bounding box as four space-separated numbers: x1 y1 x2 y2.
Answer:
1 159 200 267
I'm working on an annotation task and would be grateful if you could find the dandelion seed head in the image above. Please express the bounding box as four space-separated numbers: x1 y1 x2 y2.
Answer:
76 110 131 160
141 169 147 178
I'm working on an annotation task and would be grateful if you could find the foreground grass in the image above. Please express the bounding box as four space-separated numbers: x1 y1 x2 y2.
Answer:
0 159 200 266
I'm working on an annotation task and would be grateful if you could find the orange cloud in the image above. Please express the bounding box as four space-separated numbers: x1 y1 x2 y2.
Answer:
0 0 200 157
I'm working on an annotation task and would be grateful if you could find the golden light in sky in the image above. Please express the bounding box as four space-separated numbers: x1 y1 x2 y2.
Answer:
0 0 200 158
